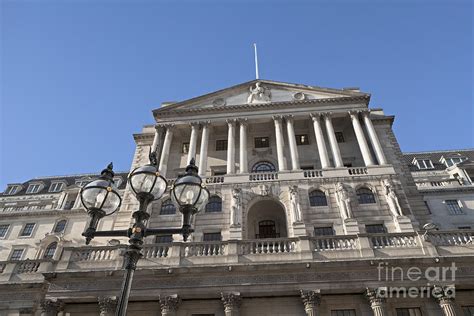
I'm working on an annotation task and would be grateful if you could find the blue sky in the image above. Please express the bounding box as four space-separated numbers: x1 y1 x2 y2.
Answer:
1 0 472 189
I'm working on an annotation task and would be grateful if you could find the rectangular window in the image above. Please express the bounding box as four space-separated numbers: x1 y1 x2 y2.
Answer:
203 232 222 242
462 306 474 315
0 224 10 238
343 163 353 168
314 227 334 236
458 226 471 230
396 308 422 316
301 166 314 170
254 137 270 148
182 142 190 154
26 184 41 194
10 249 24 261
213 171 226 176
331 310 356 316
296 134 309 145
20 223 35 237
5 186 19 195
216 140 228 151
335 132 345 143
155 235 173 243
414 159 434 170
444 157 466 167
445 200 463 215
75 181 89 187
49 182 64 193
366 224 386 234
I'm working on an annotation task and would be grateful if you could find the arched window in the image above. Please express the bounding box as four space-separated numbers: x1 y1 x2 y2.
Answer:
258 220 278 239
357 188 376 204
205 196 222 213
309 190 327 206
252 161 276 173
43 242 57 259
54 220 67 233
160 199 176 215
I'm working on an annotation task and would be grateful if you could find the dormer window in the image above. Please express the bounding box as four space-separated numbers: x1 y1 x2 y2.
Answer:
413 158 434 170
49 182 64 193
440 156 467 168
26 183 42 194
75 180 90 187
4 185 20 195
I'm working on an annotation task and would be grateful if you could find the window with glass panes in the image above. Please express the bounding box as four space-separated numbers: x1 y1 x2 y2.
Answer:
462 306 474 316
26 184 41 194
366 224 386 234
160 199 176 215
335 132 345 143
10 249 24 261
182 142 190 154
155 235 173 243
0 224 10 238
43 242 57 259
331 310 356 316
205 196 222 213
20 223 35 237
444 157 466 167
254 137 269 148
216 140 228 151
314 227 334 236
357 188 376 204
296 134 309 145
54 220 67 233
203 232 222 241
309 190 327 206
414 159 433 169
445 200 463 215
396 308 422 316
252 161 276 173
49 182 64 192
5 186 19 195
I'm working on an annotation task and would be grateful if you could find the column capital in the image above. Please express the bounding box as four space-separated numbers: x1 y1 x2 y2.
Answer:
158 123 176 130
98 296 117 315
359 109 371 117
272 115 284 121
190 121 201 128
310 112 322 121
365 288 386 306
154 124 165 132
300 289 321 309
284 114 294 122
221 292 242 311
41 298 63 315
200 120 211 126
348 110 361 117
159 294 180 313
226 119 237 126
237 118 248 126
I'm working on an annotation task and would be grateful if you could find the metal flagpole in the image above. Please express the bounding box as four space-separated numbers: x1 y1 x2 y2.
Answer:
254 43 259 79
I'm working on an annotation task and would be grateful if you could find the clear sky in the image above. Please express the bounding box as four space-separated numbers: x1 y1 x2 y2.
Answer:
1 0 473 189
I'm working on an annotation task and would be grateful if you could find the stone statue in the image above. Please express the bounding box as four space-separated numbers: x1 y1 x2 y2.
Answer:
289 186 302 223
336 182 353 220
382 179 403 217
258 184 269 196
230 188 241 226
247 82 271 104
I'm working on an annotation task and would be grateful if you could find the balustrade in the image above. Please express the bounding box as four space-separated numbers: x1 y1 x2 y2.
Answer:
348 167 368 175
15 260 41 273
143 244 169 258
303 170 323 178
311 236 358 251
71 247 118 262
205 176 225 184
429 231 474 246
184 242 226 257
370 233 418 249
249 172 278 181
241 238 298 254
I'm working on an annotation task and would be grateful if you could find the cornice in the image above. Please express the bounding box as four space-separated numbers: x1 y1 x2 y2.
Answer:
0 208 84 219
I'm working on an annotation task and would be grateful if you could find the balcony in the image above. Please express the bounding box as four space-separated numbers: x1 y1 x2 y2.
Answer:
0 230 472 283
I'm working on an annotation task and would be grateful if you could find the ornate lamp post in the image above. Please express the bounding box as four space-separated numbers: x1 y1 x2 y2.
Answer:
80 154 209 316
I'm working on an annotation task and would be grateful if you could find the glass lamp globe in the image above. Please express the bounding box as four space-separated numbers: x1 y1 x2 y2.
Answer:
128 164 167 202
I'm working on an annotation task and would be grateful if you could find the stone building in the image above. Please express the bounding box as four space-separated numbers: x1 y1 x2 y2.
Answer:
0 80 473 316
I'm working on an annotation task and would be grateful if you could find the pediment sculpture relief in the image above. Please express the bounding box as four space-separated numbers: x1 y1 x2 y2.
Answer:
247 82 271 104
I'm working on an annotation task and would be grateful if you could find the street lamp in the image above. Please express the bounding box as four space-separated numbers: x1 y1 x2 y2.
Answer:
80 153 209 316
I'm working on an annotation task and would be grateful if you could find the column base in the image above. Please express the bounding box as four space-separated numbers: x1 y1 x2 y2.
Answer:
229 226 242 240
394 216 414 233
292 222 307 237
343 218 360 234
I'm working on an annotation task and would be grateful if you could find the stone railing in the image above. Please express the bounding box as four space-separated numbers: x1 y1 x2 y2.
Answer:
248 172 279 182
348 167 368 175
241 238 298 255
303 170 324 178
369 232 419 249
312 235 358 251
429 231 473 246
415 179 471 191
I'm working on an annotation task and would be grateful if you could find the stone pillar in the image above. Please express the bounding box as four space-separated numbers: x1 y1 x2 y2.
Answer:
98 296 117 316
159 294 180 316
187 122 200 164
285 115 300 170
361 111 387 165
300 290 321 316
221 292 242 316
322 112 344 168
365 289 387 316
152 125 165 163
158 124 175 177
226 119 236 174
198 121 210 177
349 111 375 166
239 119 248 173
272 115 288 171
310 113 330 169
436 296 458 316
40 299 62 316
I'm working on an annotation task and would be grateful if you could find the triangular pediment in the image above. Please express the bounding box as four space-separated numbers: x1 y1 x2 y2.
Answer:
153 79 369 115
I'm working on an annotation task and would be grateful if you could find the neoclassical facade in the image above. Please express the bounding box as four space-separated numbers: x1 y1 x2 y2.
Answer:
0 80 473 316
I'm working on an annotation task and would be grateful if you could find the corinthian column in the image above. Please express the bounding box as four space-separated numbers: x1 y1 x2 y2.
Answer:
98 296 117 316
187 122 200 164
365 289 387 316
239 119 248 173
300 290 321 316
361 111 387 165
273 115 288 171
198 121 210 177
285 115 300 170
310 113 330 169
41 299 62 316
226 119 236 174
151 125 165 163
322 113 343 168
159 124 175 177
159 294 180 316
436 296 458 316
349 111 375 166
221 292 242 316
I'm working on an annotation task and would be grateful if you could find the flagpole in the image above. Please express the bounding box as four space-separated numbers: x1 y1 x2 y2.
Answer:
254 43 259 79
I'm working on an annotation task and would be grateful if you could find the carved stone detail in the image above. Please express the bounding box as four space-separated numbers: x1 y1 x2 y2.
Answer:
159 294 180 316
300 290 321 316
41 298 63 316
247 82 271 104
365 288 387 316
98 296 117 316
221 292 242 315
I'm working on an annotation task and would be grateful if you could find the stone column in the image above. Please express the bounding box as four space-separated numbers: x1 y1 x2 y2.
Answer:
152 125 165 162
272 115 288 171
285 115 300 170
159 294 180 316
361 111 387 165
98 296 117 316
187 122 200 164
221 292 242 316
349 110 375 166
198 121 210 177
365 289 387 316
436 296 457 316
40 299 62 316
226 119 236 174
300 290 321 316
158 124 175 177
310 113 330 169
239 119 248 173
322 112 344 168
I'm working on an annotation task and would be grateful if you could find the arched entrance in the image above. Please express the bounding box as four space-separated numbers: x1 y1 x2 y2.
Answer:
246 199 288 239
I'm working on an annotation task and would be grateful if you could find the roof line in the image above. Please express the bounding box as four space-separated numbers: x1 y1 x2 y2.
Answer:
403 148 474 155
32 171 129 180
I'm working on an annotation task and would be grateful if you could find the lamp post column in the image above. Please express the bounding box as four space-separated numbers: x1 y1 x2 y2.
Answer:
322 112 344 168
273 115 288 171
285 115 300 170
226 119 236 174
239 119 248 174
349 110 375 166
158 124 175 177
361 111 387 165
310 113 330 169
187 122 200 164
198 121 210 177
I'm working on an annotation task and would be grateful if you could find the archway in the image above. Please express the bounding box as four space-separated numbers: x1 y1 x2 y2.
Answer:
246 199 288 239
